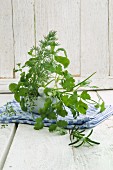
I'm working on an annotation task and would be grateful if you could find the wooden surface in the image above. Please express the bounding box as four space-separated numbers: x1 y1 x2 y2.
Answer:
13 0 35 78
3 125 76 170
109 0 113 76
0 124 16 170
0 91 113 170
0 94 16 170
1 0 113 86
81 0 109 78
35 0 80 75
0 0 14 78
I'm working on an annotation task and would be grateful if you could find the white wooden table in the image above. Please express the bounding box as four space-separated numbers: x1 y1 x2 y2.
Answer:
0 91 113 170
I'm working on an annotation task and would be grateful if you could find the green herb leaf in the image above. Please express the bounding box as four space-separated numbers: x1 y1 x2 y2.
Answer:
100 102 105 112
77 100 88 114
19 88 28 96
49 124 57 132
61 71 75 91
34 117 44 130
9 83 18 93
20 98 27 111
56 120 68 128
14 93 20 102
55 56 70 68
81 91 91 100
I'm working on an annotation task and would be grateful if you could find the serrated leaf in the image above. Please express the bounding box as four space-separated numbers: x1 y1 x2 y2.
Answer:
81 91 91 100
56 120 68 128
49 124 57 132
61 71 75 91
34 117 44 130
61 95 69 105
56 102 68 117
44 98 52 110
47 112 57 120
77 100 88 114
55 56 70 68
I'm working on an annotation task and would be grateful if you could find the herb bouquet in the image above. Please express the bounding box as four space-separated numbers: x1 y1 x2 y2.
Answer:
9 31 105 147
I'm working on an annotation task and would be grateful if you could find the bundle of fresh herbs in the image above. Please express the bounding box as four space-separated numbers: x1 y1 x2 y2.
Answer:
9 31 105 147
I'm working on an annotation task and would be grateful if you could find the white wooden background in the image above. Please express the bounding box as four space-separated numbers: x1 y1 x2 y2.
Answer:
0 0 113 90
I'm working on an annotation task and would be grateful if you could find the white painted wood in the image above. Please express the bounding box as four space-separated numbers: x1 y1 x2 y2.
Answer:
0 124 16 170
0 94 14 105
13 0 35 77
109 0 113 76
3 125 75 170
2 76 113 92
81 0 109 78
73 119 113 170
0 0 14 78
73 90 113 170
35 0 80 75
0 94 16 170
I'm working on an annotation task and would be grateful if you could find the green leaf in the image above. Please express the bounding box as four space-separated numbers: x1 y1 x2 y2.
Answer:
56 102 68 117
55 65 63 75
19 88 28 96
61 71 75 91
49 124 57 132
77 100 88 114
95 104 99 109
81 91 91 100
100 102 105 112
61 95 69 105
56 48 68 58
9 83 18 93
44 98 52 110
44 88 53 96
20 98 27 111
47 112 57 120
20 72 26 82
55 56 70 68
68 91 77 106
34 117 44 130
56 120 68 128
14 93 20 102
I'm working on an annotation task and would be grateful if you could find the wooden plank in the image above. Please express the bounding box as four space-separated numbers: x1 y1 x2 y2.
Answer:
0 0 14 78
13 0 35 77
2 77 113 92
35 0 80 75
73 90 113 170
3 125 75 170
73 119 113 170
0 94 16 169
0 94 14 105
109 0 113 76
0 124 16 170
81 0 109 78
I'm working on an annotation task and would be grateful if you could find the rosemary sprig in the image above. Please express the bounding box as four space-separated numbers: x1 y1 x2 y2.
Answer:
69 126 100 147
